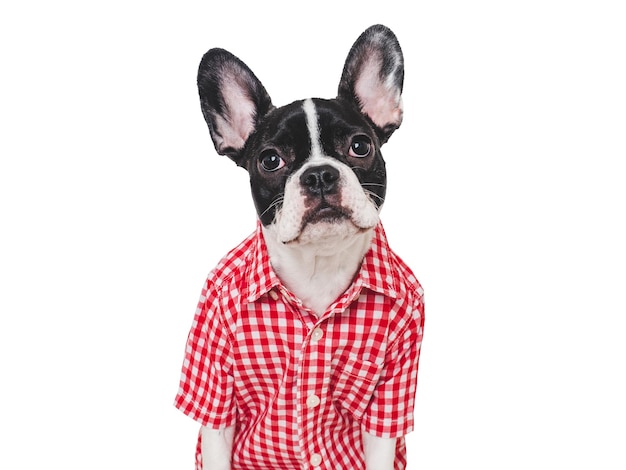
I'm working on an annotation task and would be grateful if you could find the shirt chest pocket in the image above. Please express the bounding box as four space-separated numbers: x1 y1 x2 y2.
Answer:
330 355 384 421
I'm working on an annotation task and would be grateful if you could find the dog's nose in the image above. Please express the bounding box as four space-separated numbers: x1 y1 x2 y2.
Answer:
300 165 340 196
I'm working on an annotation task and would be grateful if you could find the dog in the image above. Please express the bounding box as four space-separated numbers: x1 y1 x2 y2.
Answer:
175 25 425 470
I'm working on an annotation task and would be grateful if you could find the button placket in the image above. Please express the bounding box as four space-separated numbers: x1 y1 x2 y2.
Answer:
300 323 327 469
306 324 324 410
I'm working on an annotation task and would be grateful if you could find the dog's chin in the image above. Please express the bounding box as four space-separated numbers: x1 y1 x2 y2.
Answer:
294 219 363 246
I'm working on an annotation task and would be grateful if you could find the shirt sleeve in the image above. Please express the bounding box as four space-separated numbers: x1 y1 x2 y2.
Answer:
174 279 237 429
361 291 425 438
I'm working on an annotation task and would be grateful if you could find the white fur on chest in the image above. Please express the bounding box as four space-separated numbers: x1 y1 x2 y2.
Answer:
263 226 374 316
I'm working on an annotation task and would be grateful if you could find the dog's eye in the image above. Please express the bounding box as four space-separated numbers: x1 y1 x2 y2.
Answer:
260 150 285 172
348 136 372 158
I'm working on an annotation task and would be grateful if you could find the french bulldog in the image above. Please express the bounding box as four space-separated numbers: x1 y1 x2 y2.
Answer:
179 24 423 470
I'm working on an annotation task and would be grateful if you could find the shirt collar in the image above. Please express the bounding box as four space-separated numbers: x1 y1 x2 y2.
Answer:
243 222 282 303
354 223 400 299
243 221 400 304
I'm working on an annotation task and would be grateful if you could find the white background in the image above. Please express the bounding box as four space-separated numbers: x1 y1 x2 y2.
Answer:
1 1 625 468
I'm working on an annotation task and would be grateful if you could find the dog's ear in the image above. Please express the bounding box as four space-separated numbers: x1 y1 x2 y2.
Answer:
198 49 273 166
338 25 404 144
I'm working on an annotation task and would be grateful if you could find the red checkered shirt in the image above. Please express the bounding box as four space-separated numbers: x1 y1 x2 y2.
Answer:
174 222 424 470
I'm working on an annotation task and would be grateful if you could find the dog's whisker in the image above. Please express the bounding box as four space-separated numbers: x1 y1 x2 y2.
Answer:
363 189 385 204
260 199 283 218
259 195 285 219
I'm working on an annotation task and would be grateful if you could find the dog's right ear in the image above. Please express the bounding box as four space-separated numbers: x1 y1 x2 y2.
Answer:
198 49 274 166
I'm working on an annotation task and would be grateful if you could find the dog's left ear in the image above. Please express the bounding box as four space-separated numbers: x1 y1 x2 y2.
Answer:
338 25 404 144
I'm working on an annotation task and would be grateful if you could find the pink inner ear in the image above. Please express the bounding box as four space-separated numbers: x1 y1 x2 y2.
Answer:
354 55 403 129
214 74 256 153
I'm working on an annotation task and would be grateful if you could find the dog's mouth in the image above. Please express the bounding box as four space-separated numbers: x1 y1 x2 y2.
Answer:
278 201 375 245
303 203 351 225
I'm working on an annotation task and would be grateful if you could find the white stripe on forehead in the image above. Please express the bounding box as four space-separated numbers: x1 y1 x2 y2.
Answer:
302 99 324 160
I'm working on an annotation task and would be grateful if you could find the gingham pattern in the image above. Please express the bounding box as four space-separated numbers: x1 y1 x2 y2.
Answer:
175 222 424 470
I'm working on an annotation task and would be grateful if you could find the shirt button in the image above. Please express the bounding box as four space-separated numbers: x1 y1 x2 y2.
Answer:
310 453 322 466
306 394 321 408
311 328 323 342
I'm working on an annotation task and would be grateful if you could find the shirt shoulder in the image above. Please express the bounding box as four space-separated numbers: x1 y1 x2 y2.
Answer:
194 230 260 341
205 229 257 290
369 223 424 302
383 244 425 349
389 248 424 299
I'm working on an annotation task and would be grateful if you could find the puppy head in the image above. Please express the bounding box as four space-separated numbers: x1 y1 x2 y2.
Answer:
198 25 404 245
